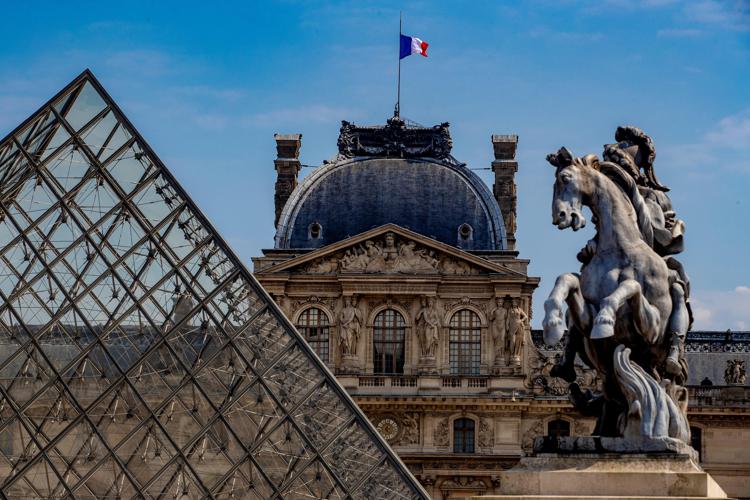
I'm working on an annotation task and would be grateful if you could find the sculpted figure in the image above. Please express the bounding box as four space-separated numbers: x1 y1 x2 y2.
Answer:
724 359 747 385
397 241 436 273
542 128 691 443
339 296 363 356
382 232 399 263
507 298 527 366
416 297 440 357
489 297 509 364
364 240 386 273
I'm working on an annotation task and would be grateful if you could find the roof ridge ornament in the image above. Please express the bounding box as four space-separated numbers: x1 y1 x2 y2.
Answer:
337 115 452 160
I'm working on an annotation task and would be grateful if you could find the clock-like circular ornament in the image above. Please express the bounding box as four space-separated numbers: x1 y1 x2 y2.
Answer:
376 418 399 441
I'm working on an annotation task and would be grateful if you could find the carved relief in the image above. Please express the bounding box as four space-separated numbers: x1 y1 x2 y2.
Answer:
439 476 487 493
338 116 453 160
573 418 593 437
300 232 482 275
527 349 600 396
443 297 487 315
522 419 544 450
478 417 494 448
725 359 747 385
398 413 420 446
292 295 337 314
434 417 450 447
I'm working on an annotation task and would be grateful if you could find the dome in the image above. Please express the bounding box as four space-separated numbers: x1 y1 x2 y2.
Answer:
274 156 506 250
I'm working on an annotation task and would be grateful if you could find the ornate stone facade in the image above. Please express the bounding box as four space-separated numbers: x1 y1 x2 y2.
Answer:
254 125 750 499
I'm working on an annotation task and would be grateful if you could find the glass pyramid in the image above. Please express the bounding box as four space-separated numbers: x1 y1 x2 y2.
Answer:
0 70 427 499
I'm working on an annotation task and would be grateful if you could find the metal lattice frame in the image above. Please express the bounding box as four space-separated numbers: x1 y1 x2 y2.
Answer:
0 70 429 499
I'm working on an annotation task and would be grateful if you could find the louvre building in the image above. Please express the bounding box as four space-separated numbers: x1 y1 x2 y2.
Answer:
0 71 428 499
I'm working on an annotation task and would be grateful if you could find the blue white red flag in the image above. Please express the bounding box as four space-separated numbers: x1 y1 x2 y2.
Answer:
400 34 428 59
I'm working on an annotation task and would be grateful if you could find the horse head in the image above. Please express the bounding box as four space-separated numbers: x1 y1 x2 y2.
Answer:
546 147 600 232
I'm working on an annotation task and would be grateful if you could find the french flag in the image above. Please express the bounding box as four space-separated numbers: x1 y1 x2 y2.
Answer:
400 34 428 59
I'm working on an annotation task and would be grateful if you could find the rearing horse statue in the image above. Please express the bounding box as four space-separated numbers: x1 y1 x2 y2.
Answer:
542 147 689 442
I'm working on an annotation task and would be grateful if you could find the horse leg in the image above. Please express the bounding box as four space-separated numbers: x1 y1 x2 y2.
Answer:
543 273 591 345
591 279 662 342
665 278 689 379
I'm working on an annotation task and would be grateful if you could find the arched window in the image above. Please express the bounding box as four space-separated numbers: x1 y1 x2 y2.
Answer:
453 418 475 453
449 310 481 375
547 419 570 438
373 309 405 374
296 308 330 363
690 426 702 462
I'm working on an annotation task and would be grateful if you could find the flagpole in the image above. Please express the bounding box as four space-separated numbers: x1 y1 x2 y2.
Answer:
396 11 402 118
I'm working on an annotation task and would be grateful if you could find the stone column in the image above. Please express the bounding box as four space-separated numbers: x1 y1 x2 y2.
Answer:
274 134 302 227
491 135 518 251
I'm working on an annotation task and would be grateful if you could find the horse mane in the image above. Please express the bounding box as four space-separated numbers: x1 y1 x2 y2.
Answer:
599 161 654 247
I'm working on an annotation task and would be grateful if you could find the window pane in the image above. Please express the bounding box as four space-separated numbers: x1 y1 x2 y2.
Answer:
453 418 475 453
373 309 405 374
449 310 481 375
296 307 330 363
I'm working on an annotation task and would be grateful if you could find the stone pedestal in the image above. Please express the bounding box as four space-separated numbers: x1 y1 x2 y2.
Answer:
338 354 360 374
474 436 730 500
417 355 438 375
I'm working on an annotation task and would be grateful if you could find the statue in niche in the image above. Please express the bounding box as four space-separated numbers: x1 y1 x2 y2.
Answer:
489 297 509 365
541 126 692 444
339 296 363 357
416 297 440 358
507 298 528 366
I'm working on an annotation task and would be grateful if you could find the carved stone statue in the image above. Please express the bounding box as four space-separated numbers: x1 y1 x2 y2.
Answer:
541 126 692 445
339 296 363 357
724 359 747 385
489 297 509 366
507 298 528 366
416 297 440 358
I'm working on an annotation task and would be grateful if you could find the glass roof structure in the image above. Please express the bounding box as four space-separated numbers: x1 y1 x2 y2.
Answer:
0 70 428 499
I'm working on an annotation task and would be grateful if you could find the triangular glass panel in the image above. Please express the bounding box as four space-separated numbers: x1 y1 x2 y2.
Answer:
0 70 427 498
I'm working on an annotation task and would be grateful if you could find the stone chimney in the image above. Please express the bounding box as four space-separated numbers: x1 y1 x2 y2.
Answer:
274 134 302 227
491 135 518 251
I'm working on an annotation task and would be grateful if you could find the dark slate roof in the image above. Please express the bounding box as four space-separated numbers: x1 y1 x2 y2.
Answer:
274 157 507 250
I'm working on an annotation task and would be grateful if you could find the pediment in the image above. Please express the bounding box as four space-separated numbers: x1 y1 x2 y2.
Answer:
259 224 523 277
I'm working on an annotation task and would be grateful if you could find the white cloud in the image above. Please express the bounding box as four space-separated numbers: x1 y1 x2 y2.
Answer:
705 109 750 149
660 108 750 174
683 0 750 31
691 286 750 331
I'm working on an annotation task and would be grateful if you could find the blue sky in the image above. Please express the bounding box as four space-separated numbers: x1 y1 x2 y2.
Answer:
0 0 748 329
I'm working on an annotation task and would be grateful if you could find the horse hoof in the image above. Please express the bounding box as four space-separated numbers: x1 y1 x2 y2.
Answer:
590 322 614 339
543 320 565 345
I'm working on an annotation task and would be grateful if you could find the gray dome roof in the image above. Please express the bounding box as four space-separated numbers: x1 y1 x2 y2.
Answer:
275 157 506 250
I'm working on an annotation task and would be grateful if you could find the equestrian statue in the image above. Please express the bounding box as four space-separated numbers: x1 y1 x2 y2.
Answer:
542 126 692 443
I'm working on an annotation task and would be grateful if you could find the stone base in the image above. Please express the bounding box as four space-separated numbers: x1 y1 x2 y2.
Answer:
533 435 700 462
473 437 730 500
338 355 361 374
417 356 438 375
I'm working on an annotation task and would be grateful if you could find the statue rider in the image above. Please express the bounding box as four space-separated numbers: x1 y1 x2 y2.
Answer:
552 126 691 384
